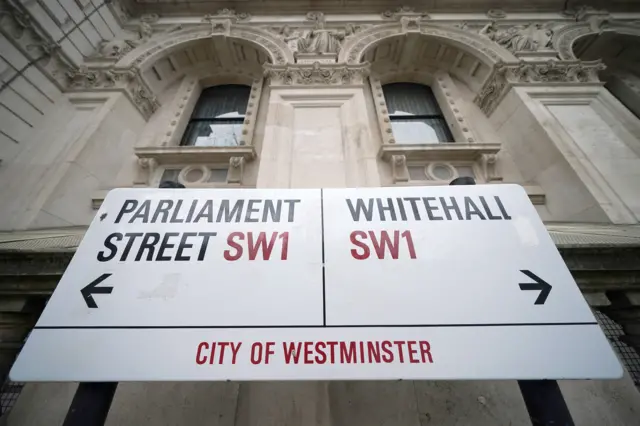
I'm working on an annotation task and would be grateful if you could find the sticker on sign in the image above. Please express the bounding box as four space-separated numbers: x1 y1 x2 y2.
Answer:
10 185 622 382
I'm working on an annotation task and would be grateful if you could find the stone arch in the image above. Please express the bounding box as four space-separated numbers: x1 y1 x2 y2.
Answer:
339 22 517 66
116 23 293 69
554 21 640 60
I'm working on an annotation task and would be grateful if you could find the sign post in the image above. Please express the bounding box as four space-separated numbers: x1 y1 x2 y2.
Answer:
11 185 621 382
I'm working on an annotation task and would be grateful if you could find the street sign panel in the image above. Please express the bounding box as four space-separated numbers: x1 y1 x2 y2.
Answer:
10 185 622 382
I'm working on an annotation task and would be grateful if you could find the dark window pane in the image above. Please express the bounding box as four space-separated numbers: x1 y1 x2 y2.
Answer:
389 117 452 144
181 119 243 147
383 83 441 116
190 85 251 119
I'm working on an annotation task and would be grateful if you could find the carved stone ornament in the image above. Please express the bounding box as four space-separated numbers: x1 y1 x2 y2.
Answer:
381 6 429 20
474 59 606 115
486 9 506 19
264 62 370 86
65 66 160 120
268 21 367 54
0 0 74 87
479 21 554 53
228 156 244 184
202 15 232 37
481 153 501 182
390 155 409 183
212 8 251 22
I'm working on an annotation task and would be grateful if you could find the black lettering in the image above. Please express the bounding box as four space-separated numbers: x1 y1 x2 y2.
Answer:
216 200 244 223
115 200 137 224
129 200 151 223
376 198 397 221
263 200 282 222
404 197 422 220
185 199 198 223
197 232 217 261
194 200 214 223
479 196 501 220
97 233 122 262
156 233 180 261
346 198 374 221
176 232 197 261
152 200 173 223
245 199 261 222
495 196 512 220
135 233 160 261
283 199 301 222
422 197 442 220
464 197 486 220
396 198 407 220
170 200 185 223
120 232 143 261
440 197 463 220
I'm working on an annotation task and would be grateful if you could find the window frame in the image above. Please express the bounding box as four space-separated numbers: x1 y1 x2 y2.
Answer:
180 84 252 148
382 82 455 144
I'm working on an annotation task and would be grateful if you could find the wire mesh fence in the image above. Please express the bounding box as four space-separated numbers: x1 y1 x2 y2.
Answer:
0 381 24 418
594 310 640 386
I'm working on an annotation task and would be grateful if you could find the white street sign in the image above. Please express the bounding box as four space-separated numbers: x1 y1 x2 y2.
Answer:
10 185 622 382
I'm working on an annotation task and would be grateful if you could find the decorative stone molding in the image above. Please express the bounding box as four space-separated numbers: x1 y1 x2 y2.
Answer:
381 6 429 21
432 72 477 143
227 156 245 184
267 21 368 56
390 155 409 183
554 21 640 60
134 157 157 186
368 76 394 144
474 60 606 115
207 8 251 22
202 15 232 37
65 66 160 120
486 9 506 19
119 24 292 68
242 78 263 146
478 21 554 54
339 22 514 65
135 146 256 166
264 62 370 86
481 153 501 182
379 143 501 162
0 0 75 88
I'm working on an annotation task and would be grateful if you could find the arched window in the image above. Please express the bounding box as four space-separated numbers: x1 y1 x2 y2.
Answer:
382 83 453 144
181 84 251 147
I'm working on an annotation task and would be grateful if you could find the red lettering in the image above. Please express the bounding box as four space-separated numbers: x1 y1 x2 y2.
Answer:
326 341 338 364
369 230 400 259
250 342 262 365
218 342 229 363
419 341 433 363
407 341 419 363
230 342 242 364
248 232 278 260
381 341 394 363
279 232 289 260
265 342 275 364
401 231 417 259
393 341 406 363
224 232 244 261
350 231 370 260
367 341 381 363
315 342 327 364
209 342 216 365
283 342 302 364
304 342 314 364
340 341 357 363
196 342 208 365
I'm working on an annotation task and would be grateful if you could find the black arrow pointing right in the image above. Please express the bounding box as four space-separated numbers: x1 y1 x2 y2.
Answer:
81 273 113 308
519 270 552 305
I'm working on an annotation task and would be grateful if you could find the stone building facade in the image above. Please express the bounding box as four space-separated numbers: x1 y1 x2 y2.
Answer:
1 0 640 424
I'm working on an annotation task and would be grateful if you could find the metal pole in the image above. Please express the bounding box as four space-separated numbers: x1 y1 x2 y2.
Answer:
518 380 574 426
449 177 575 426
62 383 118 426
63 181 184 425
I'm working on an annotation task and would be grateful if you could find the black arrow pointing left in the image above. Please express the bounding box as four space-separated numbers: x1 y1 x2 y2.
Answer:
81 273 113 308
